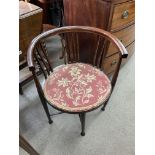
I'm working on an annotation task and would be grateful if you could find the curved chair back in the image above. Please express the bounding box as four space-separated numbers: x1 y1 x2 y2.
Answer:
27 26 128 100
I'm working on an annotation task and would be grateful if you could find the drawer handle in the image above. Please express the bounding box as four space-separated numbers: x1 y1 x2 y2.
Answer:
111 60 117 66
122 10 129 19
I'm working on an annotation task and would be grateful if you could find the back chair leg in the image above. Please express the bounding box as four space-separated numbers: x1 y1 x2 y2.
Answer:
41 100 53 124
79 113 86 136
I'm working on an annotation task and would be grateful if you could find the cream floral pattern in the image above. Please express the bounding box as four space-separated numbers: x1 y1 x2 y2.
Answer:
85 73 96 82
43 63 111 112
57 78 70 87
69 66 81 77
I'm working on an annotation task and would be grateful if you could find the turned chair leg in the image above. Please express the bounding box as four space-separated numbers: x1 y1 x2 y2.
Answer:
79 113 86 136
41 100 53 124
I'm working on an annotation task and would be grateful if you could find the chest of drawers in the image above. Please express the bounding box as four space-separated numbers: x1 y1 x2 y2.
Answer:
63 0 135 75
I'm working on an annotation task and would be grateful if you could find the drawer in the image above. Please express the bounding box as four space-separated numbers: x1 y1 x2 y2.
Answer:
102 53 119 75
103 41 135 75
111 1 135 30
122 41 135 65
106 24 135 57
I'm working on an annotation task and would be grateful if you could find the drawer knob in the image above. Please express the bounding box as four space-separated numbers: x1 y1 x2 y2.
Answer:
122 10 129 19
111 60 117 66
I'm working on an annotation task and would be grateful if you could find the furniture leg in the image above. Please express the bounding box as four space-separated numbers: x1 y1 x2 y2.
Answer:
41 100 53 124
19 84 23 95
101 100 109 111
79 113 86 136
19 135 39 155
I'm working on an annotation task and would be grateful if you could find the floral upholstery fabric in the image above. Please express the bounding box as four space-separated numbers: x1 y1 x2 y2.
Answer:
43 63 111 112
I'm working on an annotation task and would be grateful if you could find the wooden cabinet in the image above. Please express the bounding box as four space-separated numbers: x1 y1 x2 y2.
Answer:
19 1 43 61
63 0 135 75
106 24 135 57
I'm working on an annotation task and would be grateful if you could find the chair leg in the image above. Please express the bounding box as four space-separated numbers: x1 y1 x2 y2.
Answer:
79 113 86 136
19 84 23 95
41 100 53 124
19 135 39 155
101 100 109 111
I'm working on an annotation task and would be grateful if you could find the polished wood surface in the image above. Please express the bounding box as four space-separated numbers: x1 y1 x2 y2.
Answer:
63 0 111 63
63 0 110 29
111 1 135 30
27 26 128 68
106 24 135 57
122 41 135 65
63 0 135 75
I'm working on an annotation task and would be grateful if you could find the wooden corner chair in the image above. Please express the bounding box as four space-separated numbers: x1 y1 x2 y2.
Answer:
27 26 128 136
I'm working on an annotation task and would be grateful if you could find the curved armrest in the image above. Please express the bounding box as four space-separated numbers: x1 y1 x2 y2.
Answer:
27 26 128 70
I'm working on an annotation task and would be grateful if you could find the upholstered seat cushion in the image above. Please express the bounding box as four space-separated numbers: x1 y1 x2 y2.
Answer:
43 63 111 112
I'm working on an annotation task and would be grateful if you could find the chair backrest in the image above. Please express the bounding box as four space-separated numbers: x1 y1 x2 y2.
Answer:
27 26 128 100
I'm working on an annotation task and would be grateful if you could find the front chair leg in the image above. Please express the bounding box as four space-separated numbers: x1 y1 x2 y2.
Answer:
101 100 109 111
79 113 86 136
41 100 53 124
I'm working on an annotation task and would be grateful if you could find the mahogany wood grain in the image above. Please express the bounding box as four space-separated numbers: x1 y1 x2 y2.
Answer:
106 24 135 57
63 0 110 30
111 1 135 30
63 0 111 63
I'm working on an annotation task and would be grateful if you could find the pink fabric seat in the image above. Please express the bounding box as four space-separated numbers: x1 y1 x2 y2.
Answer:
43 63 111 112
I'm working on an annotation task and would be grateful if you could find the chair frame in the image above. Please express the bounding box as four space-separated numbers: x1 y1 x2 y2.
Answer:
27 26 128 136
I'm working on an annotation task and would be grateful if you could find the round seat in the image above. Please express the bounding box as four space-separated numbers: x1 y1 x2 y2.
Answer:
43 63 111 113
